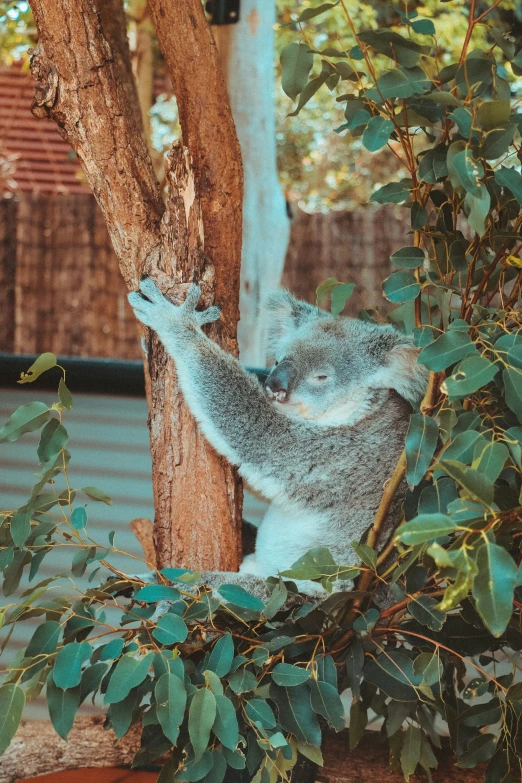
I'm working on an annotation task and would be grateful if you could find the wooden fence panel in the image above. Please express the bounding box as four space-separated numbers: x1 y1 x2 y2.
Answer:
13 193 142 359
0 197 17 351
1 194 410 360
284 207 410 315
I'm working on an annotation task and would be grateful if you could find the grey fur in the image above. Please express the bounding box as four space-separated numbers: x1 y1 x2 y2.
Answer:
128 279 428 600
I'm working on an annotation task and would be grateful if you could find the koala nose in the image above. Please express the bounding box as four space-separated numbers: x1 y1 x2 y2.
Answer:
265 363 292 403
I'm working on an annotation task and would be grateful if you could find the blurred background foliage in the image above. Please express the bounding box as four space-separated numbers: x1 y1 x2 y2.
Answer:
2 0 522 211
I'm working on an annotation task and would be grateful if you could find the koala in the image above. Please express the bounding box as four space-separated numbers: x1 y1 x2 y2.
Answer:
128 278 428 598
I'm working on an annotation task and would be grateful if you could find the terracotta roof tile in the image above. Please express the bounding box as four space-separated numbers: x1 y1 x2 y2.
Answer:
0 65 90 194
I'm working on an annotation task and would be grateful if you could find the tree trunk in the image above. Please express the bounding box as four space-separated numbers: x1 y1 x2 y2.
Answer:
0 719 140 783
213 0 290 365
27 0 243 572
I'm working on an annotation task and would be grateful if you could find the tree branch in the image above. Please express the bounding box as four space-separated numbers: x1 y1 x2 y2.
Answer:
146 0 244 342
94 0 145 139
28 0 164 286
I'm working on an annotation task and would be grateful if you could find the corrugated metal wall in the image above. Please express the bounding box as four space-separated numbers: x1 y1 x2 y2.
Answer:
0 386 267 719
0 387 153 718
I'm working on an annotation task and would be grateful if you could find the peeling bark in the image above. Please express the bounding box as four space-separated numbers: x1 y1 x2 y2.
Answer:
27 0 243 568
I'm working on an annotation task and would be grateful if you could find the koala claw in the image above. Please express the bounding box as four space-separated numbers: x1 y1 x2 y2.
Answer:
128 279 221 332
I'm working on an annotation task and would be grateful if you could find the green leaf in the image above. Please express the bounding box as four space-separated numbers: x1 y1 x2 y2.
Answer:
228 668 258 694
407 595 445 631
411 202 428 230
316 277 341 306
0 684 25 755
103 652 154 704
436 460 494 506
457 734 497 769
309 679 345 730
298 2 338 22
382 270 420 303
452 150 484 194
17 353 57 384
135 585 181 602
272 664 310 687
270 683 322 746
217 584 264 611
350 541 377 571
472 542 517 637
0 401 50 444
405 414 439 487
370 181 410 204
177 751 214 782
411 18 435 35
70 507 87 530
363 651 421 701
280 43 314 100
107 691 137 740
495 167 522 204
358 29 428 68
10 509 32 548
418 330 476 371
155 673 187 745
26 620 61 659
213 694 239 749
395 514 457 546
153 613 188 645
280 546 357 581
504 368 522 422
331 283 355 316
53 641 92 689
190 688 217 761
424 90 460 107
206 632 234 678
46 675 80 740
245 699 277 729
288 67 331 117
443 355 498 399
391 246 426 269
80 486 112 505
401 725 421 780
481 125 515 160
353 607 379 634
465 183 490 237
80 662 108 704
477 99 511 130
37 419 68 465
472 441 509 484
58 378 73 410
345 639 364 699
362 116 394 152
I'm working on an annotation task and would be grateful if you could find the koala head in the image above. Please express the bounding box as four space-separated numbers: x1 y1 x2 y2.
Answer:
262 290 428 425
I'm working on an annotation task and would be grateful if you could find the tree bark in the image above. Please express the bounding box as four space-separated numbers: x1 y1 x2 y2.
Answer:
27 0 243 572
93 0 145 140
146 0 244 341
214 0 291 364
0 718 140 783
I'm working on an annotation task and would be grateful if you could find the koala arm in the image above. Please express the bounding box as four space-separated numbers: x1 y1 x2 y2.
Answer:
129 279 286 495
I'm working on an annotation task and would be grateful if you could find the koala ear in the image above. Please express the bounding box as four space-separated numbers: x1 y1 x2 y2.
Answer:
262 290 328 356
379 342 429 405
366 328 428 405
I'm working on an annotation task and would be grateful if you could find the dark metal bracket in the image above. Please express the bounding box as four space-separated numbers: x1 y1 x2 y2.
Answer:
206 0 240 24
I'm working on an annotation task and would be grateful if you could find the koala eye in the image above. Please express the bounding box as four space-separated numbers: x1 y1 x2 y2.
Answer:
274 360 279 366
315 375 328 381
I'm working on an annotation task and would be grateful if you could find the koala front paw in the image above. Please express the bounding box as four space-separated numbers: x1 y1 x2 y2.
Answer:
128 279 221 333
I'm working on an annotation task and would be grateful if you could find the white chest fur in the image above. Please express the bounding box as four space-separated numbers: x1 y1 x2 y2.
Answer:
240 502 327 579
